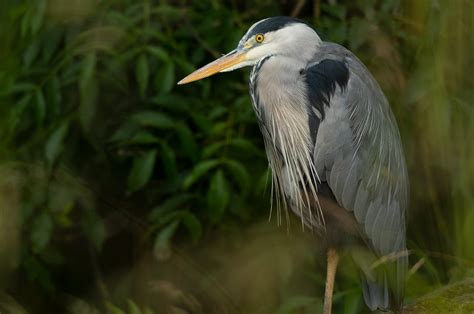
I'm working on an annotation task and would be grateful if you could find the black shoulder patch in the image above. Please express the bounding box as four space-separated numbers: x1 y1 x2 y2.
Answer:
304 59 350 143
247 16 306 37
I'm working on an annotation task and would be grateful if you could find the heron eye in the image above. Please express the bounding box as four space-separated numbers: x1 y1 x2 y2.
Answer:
255 34 264 43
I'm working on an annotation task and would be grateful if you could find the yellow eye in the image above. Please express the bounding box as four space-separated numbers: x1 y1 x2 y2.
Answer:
255 34 264 43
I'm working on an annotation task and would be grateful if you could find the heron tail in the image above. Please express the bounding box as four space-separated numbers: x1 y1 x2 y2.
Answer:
361 273 391 311
352 247 407 312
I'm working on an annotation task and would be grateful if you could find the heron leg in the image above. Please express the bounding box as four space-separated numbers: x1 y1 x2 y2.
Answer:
323 247 339 314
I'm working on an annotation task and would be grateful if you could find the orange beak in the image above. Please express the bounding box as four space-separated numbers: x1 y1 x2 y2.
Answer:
177 50 247 85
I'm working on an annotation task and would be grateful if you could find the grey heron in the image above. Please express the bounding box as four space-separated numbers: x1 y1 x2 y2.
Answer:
178 16 408 313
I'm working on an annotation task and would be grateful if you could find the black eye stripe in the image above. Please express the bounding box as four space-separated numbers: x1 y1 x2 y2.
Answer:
247 16 304 38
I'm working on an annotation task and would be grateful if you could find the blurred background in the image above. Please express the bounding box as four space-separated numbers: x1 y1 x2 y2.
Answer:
0 0 473 313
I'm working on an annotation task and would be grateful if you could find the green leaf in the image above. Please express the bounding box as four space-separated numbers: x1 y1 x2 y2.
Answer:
45 122 69 166
183 159 220 189
136 54 149 97
79 53 97 92
4 83 36 94
55 202 73 228
155 61 174 94
47 76 61 116
180 211 202 242
79 53 98 130
21 10 31 38
8 93 31 133
150 94 190 112
31 211 53 253
109 123 139 143
153 220 179 261
30 0 46 34
229 138 263 156
222 159 250 194
127 150 157 193
151 211 181 229
127 299 141 314
23 39 40 67
82 211 106 251
206 169 230 223
149 194 194 222
147 46 170 61
174 57 195 75
128 130 160 145
202 142 224 158
210 122 227 135
160 142 178 180
131 111 175 129
35 88 46 125
175 124 199 161
105 302 125 314
208 106 227 120
191 112 212 134
79 76 98 131
42 28 63 63
342 289 362 314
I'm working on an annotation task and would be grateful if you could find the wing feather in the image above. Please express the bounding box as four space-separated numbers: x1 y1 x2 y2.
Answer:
309 43 408 310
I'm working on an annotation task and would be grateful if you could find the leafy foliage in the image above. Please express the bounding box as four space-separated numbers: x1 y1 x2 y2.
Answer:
0 0 473 313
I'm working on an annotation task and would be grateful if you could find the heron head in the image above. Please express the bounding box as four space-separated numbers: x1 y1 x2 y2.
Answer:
178 16 320 85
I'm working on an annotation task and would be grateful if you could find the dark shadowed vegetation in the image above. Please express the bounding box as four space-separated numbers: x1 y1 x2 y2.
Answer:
0 1 473 313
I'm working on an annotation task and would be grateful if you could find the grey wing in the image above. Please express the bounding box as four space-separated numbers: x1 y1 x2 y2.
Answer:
309 44 408 310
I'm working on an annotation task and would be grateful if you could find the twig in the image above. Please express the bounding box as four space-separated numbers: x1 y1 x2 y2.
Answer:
408 257 425 277
314 0 321 23
183 16 220 58
291 0 306 17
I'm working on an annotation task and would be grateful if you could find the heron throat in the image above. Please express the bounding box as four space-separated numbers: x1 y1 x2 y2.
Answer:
249 54 323 229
